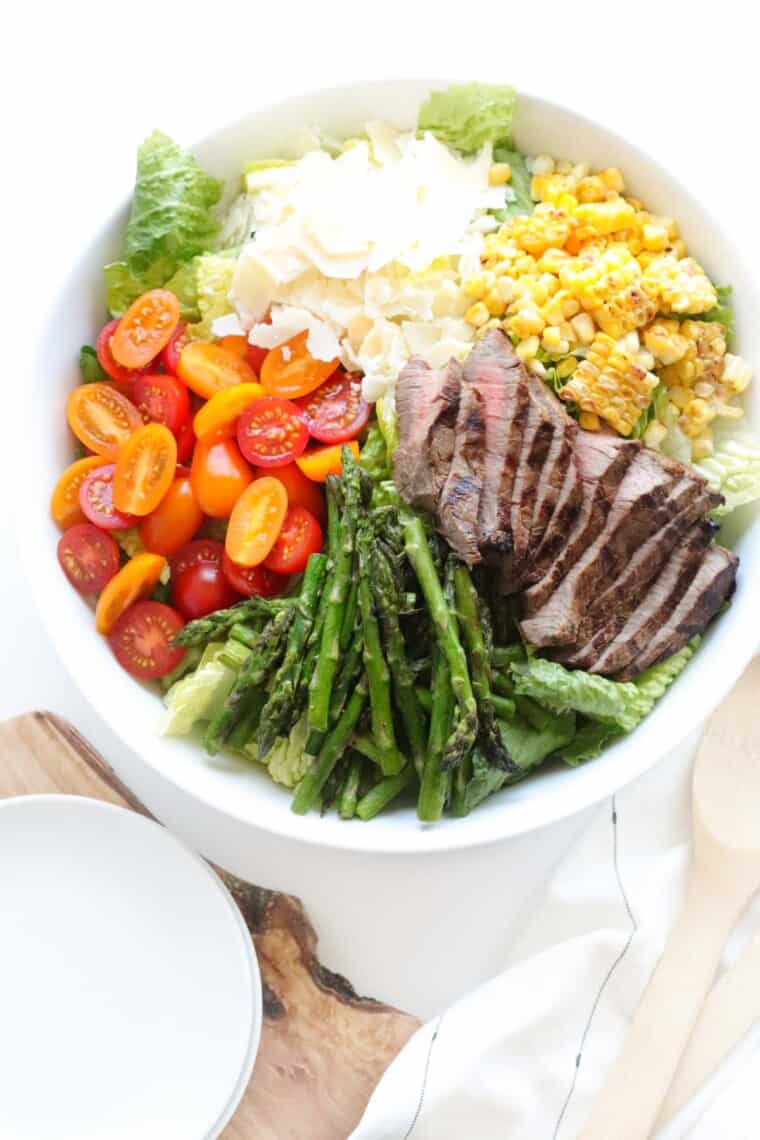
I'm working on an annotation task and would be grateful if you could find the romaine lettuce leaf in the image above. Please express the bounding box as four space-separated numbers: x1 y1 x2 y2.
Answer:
630 637 700 719
493 147 533 217
561 721 621 767
79 345 108 384
418 83 516 153
161 643 236 736
702 285 736 345
104 259 167 317
499 707 577 771
163 260 202 320
187 251 237 340
696 430 760 516
253 712 311 788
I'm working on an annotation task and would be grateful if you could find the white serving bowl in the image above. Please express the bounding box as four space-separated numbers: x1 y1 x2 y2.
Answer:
21 79 760 854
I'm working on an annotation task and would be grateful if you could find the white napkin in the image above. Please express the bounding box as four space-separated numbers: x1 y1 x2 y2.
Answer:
351 736 760 1139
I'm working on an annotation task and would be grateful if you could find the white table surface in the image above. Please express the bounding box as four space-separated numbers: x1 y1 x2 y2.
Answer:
4 1 755 1019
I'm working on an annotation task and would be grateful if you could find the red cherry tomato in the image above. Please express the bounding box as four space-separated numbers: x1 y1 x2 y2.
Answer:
173 562 240 620
108 601 186 680
161 322 190 375
96 319 145 385
264 506 323 575
57 523 121 595
133 374 191 436
79 464 138 530
221 550 288 598
237 396 309 468
175 420 196 464
295 371 370 444
253 462 326 523
169 538 224 581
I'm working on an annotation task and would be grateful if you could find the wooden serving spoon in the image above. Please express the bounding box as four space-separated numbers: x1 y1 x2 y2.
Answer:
580 656 760 1140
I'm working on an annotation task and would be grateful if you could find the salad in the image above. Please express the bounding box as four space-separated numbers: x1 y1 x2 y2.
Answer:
50 83 759 823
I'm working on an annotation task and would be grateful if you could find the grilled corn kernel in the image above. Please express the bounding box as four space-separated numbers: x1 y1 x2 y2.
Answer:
642 223 669 252
515 335 540 362
579 411 601 431
643 320 690 366
542 326 569 354
644 420 668 449
531 154 555 176
722 354 753 393
641 255 717 314
600 167 625 192
559 330 658 435
570 312 596 344
684 397 715 427
489 162 512 186
668 385 692 410
484 290 507 316
465 301 491 327
574 199 638 236
511 308 545 338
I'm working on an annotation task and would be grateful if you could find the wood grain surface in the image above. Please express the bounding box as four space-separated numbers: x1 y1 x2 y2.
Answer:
0 712 419 1139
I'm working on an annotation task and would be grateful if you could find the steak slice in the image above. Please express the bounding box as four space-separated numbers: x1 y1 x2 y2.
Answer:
526 457 583 585
437 371 486 564
499 384 556 591
522 433 641 614
529 383 577 552
392 357 462 512
584 522 717 676
614 544 739 680
556 472 721 656
519 449 675 649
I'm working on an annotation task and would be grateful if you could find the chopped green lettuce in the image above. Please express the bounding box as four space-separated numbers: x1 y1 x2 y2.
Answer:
188 251 238 340
105 131 223 317
696 430 760 516
161 643 236 737
418 83 516 153
79 345 108 384
463 749 508 813
499 707 577 771
630 637 700 719
493 147 533 217
163 260 202 320
561 721 621 767
702 285 736 346
252 712 310 788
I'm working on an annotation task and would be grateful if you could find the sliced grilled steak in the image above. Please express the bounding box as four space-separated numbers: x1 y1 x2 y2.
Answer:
393 358 462 512
614 544 738 680
522 433 641 614
583 522 717 676
556 472 721 656
519 449 675 649
499 385 556 591
529 383 577 550
526 458 583 585
437 372 486 564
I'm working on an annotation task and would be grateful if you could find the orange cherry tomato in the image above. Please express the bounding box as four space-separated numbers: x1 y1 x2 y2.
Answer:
139 475 204 556
112 423 178 517
177 342 258 399
253 461 326 524
296 440 359 483
193 382 266 440
110 289 180 370
218 335 250 359
225 477 288 567
260 331 339 399
95 552 166 635
50 455 108 530
190 433 253 518
67 383 143 459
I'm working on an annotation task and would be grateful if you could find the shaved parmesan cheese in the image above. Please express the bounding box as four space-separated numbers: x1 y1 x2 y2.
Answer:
228 123 507 398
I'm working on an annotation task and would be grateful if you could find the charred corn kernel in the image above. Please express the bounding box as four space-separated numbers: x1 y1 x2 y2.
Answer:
515 336 540 362
570 312 596 344
642 223 669 252
684 397 715 427
692 435 714 460
556 355 578 379
466 301 490 327
643 320 690 366
694 381 716 398
722 353 753 393
510 308 545 338
576 175 607 203
579 411 601 430
574 199 637 236
489 162 512 185
659 321 727 392
600 167 625 192
559 330 659 434
641 255 717 314
531 154 555 175
644 420 668 449
636 350 656 371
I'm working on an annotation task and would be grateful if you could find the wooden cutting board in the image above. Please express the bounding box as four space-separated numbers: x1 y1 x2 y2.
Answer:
0 712 419 1139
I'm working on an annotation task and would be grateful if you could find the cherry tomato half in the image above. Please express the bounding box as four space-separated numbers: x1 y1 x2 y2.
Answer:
57 523 121 595
296 440 359 483
172 561 240 620
113 423 178 517
161 322 190 375
252 461 326 524
225 477 288 567
139 475 204 557
193 382 266 440
221 550 288 598
67 383 143 459
110 289 180 370
133 374 191 436
169 538 224 581
79 464 138 530
178 341 258 399
260 331 338 399
296 371 370 444
218 335 249 358
237 396 309 468
108 601 186 680
51 455 109 530
175 420 196 464
96 319 145 385
190 434 252 518
95 552 166 634
264 506 323 575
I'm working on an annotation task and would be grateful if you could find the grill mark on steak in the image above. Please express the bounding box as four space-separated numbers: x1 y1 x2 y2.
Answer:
500 388 556 592
392 357 462 512
583 521 717 676
519 449 675 649
613 544 738 680
525 458 583 586
437 373 486 564
522 433 641 614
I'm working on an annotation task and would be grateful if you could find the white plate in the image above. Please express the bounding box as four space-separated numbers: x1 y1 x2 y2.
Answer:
20 79 760 853
0 796 261 1139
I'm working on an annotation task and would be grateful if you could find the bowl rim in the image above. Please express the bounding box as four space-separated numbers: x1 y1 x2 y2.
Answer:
20 77 760 855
